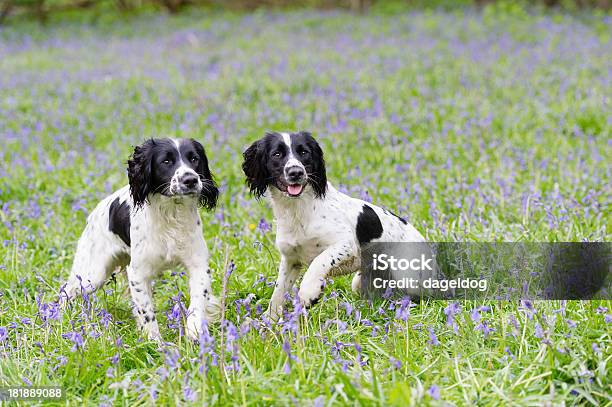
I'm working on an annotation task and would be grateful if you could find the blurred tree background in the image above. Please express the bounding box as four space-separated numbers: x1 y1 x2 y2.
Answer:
0 0 609 24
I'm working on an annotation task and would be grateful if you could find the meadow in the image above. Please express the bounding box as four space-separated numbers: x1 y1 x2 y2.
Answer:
0 4 611 405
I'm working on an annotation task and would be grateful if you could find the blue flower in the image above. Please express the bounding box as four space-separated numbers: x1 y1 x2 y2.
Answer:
427 385 440 400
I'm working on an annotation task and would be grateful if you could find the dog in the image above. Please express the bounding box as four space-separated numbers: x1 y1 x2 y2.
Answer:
62 138 220 341
242 131 429 320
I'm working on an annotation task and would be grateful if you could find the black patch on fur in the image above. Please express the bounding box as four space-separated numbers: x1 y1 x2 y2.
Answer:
309 296 321 307
356 204 383 245
109 197 131 246
189 139 219 210
389 209 408 225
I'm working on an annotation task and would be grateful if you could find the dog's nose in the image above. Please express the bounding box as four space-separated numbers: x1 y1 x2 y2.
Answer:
286 166 305 182
181 174 199 190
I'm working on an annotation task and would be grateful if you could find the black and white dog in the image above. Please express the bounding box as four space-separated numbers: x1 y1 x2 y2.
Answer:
242 131 428 319
63 138 220 341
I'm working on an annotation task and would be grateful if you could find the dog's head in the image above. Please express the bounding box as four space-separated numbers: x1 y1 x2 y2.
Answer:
242 131 327 199
127 138 219 209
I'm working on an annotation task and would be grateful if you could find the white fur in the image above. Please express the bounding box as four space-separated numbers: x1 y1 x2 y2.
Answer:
63 185 220 342
266 182 425 319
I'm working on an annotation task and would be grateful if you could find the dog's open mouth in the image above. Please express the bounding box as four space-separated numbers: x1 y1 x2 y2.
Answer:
277 181 305 197
286 184 304 197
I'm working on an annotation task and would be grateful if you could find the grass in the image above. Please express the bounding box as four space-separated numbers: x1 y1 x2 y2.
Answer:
0 5 611 405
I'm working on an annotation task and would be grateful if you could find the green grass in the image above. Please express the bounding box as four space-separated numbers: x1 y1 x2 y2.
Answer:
0 5 611 405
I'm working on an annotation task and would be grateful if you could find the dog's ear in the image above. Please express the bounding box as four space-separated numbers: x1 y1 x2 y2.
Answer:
301 131 327 198
127 139 156 208
191 139 219 211
242 137 269 199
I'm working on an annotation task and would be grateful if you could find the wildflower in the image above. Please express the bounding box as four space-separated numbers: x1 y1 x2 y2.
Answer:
470 308 481 323
354 343 366 367
428 327 439 346
282 339 297 373
519 300 536 320
198 320 218 370
0 326 7 343
224 320 240 371
444 302 461 333
595 306 608 314
184 387 197 402
592 343 601 354
149 384 158 401
342 301 354 317
257 218 271 234
313 396 325 407
226 261 236 278
475 320 494 338
395 297 412 321
36 297 61 322
62 330 84 351
389 357 402 370
509 314 520 337
163 348 180 370
427 385 440 400
98 308 113 328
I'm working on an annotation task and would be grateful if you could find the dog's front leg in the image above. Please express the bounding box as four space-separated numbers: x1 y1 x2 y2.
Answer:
266 256 301 321
298 241 358 307
184 245 220 341
127 265 161 342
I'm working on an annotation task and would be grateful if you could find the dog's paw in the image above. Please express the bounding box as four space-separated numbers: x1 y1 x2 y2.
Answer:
298 283 323 308
351 273 362 293
185 318 200 342
144 324 163 343
204 296 222 322
263 306 283 323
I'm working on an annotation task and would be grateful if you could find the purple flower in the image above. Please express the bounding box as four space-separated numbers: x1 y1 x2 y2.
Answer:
475 320 494 338
389 357 402 370
605 314 611 324
62 331 84 351
36 297 61 322
395 297 413 321
224 320 240 371
164 348 180 370
444 302 461 333
427 385 440 400
470 308 481 323
519 300 536 320
0 326 7 343
595 306 608 314
428 327 440 346
98 309 113 328
342 301 354 317
592 343 601 354
257 218 271 234
184 387 197 402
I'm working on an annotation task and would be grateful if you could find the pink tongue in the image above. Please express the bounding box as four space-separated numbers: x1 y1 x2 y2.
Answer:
287 184 303 196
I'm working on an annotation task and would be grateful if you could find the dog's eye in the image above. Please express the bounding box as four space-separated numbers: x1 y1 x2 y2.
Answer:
299 150 308 156
272 151 282 158
162 159 171 165
190 156 198 163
